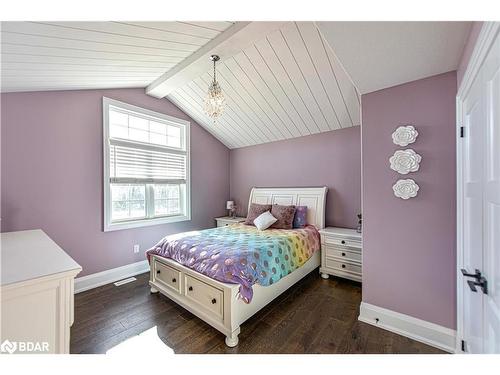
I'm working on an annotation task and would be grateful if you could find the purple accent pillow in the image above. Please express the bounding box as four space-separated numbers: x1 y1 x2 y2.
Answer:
244 203 272 225
270 204 296 229
293 206 307 228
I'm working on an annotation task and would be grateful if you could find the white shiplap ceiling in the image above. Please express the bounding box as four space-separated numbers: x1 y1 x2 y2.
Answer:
167 22 361 148
1 21 472 149
0 21 233 92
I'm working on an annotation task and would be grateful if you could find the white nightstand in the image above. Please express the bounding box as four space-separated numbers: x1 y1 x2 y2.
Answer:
319 227 362 282
215 216 246 227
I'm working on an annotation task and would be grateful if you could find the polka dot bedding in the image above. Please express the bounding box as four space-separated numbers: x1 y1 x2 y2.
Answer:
146 223 321 303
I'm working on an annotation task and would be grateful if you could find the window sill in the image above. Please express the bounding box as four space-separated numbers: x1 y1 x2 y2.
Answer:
103 214 190 232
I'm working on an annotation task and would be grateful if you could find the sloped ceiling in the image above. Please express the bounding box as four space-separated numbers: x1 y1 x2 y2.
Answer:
167 22 361 148
0 21 233 92
316 21 472 94
1 21 473 150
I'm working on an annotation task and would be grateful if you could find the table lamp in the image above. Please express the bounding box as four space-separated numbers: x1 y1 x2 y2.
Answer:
226 201 236 218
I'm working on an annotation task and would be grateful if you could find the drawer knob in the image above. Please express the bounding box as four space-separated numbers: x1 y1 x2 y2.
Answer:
156 270 161 274
341 240 346 244
342 252 346 256
188 286 193 291
341 264 346 268
211 298 217 304
172 278 176 283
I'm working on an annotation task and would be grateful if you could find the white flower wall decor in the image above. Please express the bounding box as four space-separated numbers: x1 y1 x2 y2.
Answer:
393 179 419 199
392 125 418 146
389 149 422 174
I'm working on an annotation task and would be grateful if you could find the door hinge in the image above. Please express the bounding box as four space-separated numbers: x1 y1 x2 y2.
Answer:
460 126 465 138
461 339 466 352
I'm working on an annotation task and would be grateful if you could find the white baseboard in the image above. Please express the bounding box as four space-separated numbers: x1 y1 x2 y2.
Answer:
358 302 456 353
74 260 150 294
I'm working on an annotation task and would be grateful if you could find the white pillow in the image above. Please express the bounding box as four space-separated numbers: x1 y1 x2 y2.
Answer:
253 211 277 230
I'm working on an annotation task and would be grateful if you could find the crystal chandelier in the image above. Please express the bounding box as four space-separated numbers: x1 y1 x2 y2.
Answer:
204 55 225 122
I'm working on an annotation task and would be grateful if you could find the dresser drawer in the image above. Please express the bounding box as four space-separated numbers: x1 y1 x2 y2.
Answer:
322 235 361 250
184 274 224 319
154 260 181 294
325 258 362 275
324 245 362 263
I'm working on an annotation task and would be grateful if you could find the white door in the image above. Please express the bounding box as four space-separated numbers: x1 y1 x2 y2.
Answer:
482 30 500 354
461 63 485 354
459 24 500 354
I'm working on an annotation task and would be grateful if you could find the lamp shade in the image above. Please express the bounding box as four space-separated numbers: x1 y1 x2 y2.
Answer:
226 201 235 210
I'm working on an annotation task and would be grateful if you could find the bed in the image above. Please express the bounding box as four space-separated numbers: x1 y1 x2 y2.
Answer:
147 187 327 347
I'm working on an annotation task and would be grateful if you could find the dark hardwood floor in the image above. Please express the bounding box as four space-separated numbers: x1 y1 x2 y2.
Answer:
71 271 444 354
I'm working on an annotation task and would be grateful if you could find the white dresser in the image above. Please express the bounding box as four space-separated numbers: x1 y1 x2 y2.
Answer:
215 216 246 227
319 227 362 282
1 230 82 354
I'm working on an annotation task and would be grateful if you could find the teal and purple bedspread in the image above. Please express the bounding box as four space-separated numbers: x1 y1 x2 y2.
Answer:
146 224 320 303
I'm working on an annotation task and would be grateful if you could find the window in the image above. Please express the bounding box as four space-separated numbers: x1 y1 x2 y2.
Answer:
103 97 190 231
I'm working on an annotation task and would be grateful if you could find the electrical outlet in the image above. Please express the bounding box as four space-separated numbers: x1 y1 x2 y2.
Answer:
133 244 140 254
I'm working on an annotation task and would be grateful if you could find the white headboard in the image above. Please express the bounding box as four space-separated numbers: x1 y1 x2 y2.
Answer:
248 187 328 229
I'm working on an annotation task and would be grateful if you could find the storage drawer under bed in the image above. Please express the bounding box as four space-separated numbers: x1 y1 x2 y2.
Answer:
153 259 182 294
151 257 225 322
184 274 224 320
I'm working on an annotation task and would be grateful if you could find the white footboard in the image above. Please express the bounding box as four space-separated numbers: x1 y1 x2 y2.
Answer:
149 251 320 347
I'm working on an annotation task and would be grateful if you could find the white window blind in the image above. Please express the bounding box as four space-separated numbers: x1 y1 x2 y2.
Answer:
109 142 187 183
103 97 190 231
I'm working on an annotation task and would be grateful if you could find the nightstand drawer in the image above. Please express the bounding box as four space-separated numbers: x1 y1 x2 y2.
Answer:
324 245 361 262
322 235 361 250
325 258 362 275
217 221 233 227
215 217 246 227
319 227 362 283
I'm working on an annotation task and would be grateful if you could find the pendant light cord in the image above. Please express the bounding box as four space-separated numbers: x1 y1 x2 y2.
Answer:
213 59 216 124
213 59 216 83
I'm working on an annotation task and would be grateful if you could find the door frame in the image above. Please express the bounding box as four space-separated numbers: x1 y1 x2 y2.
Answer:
456 21 500 353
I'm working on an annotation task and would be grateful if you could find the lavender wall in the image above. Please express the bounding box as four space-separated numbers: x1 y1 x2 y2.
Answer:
457 22 483 88
1 88 229 276
362 71 457 329
230 126 361 229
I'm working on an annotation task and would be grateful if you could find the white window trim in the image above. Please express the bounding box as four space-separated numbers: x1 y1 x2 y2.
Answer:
102 97 191 232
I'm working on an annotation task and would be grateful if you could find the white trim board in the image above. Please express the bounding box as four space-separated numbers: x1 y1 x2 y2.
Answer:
74 260 150 294
358 302 456 353
457 22 500 99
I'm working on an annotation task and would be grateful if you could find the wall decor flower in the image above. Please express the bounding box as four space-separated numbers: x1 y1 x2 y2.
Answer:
392 125 418 146
393 179 419 199
389 149 422 174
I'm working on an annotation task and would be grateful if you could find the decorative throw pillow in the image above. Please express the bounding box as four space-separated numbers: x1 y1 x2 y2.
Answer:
270 204 296 229
293 206 307 228
253 211 277 230
244 203 272 225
